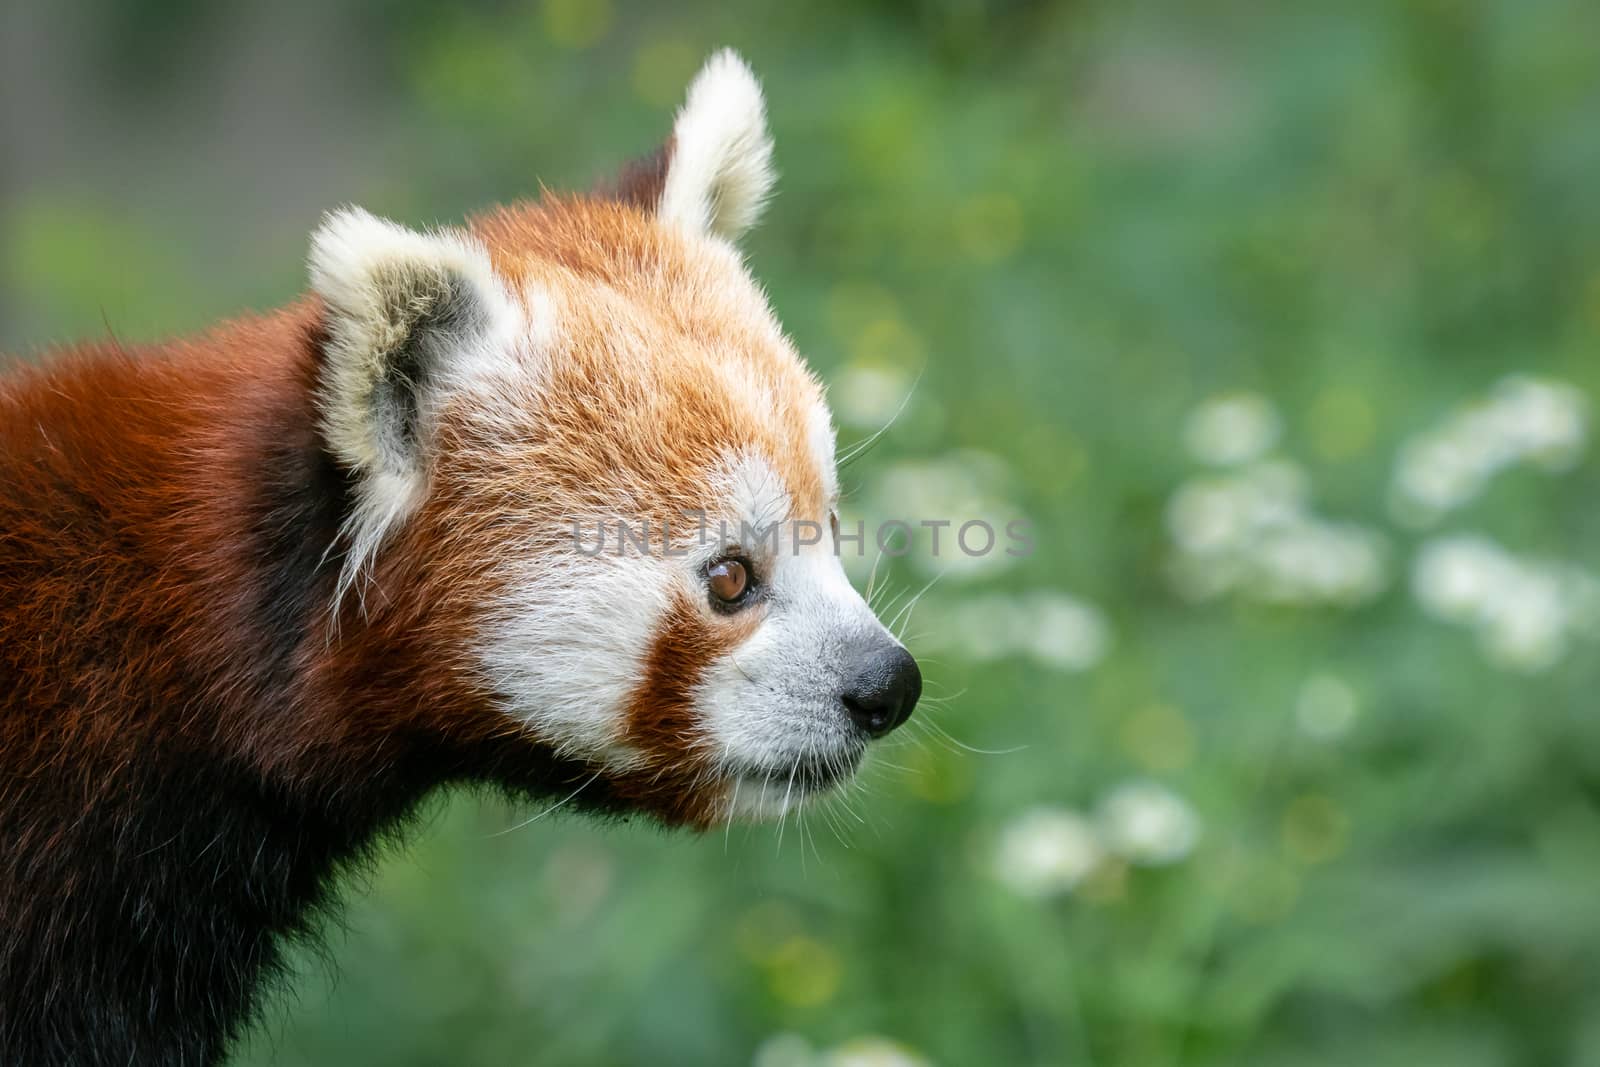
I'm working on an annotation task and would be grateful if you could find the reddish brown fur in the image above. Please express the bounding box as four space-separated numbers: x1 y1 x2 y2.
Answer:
0 306 525 782
0 297 645 1060
618 592 766 826
470 195 827 517
0 97 821 1061
598 139 676 213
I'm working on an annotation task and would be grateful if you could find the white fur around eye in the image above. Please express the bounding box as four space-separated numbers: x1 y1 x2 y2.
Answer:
721 452 791 545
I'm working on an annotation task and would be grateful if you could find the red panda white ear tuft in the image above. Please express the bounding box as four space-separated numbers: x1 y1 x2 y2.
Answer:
657 49 776 241
308 206 509 603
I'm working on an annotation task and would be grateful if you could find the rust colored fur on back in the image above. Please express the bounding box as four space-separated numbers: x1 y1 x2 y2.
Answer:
0 311 613 1063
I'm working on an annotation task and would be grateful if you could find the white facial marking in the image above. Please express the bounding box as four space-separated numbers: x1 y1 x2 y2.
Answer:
478 550 666 771
717 450 791 545
692 452 899 818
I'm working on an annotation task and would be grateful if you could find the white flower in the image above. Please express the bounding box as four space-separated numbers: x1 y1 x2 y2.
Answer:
993 807 1105 897
1391 376 1589 527
1165 460 1388 607
1411 535 1511 623
1097 781 1201 866
755 1033 819 1067
1183 392 1282 466
1481 572 1569 672
1392 436 1486 520
824 1037 932 1067
864 451 1024 581
1165 481 1253 556
1489 376 1588 468
1247 517 1389 606
1412 534 1600 672
1166 461 1307 555
1295 674 1359 740
1026 593 1113 671
929 592 1112 672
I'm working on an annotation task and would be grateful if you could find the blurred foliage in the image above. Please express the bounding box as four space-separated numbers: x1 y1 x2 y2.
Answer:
11 0 1600 1064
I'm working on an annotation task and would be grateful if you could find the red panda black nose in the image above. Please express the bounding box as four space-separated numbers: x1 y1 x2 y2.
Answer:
841 643 922 739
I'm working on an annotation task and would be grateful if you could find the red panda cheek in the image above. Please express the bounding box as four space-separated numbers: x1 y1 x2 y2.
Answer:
612 589 761 824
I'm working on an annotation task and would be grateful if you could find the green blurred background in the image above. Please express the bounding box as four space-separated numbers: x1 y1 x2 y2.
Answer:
7 1 1600 1063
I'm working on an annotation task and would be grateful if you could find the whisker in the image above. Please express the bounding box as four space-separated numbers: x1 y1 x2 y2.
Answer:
916 716 1028 756
775 763 798 856
838 370 922 468
889 572 944 640
724 751 741 852
484 772 600 837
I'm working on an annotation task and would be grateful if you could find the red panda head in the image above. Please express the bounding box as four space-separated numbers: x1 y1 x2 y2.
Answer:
306 51 919 828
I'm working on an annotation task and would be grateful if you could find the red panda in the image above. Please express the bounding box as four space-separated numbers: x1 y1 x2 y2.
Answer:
0 51 920 1065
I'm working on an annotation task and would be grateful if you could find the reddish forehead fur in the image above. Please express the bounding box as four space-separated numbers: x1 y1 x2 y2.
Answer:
468 196 829 524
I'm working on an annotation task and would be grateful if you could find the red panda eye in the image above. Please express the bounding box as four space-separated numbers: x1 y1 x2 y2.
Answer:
707 558 750 605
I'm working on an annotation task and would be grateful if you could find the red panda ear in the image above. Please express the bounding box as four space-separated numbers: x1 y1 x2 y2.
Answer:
308 207 508 597
638 49 775 242
601 140 674 216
